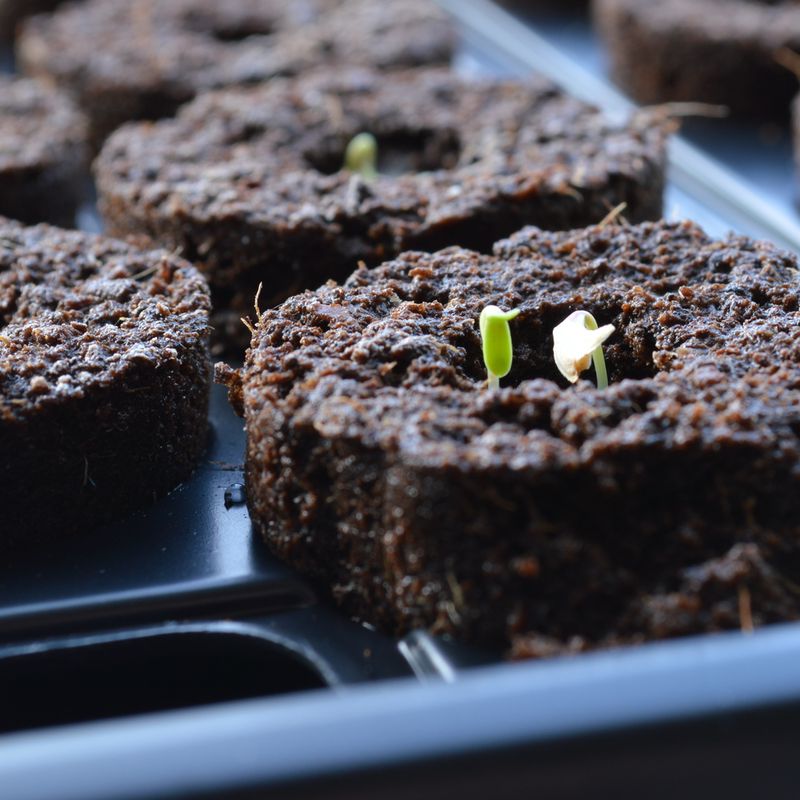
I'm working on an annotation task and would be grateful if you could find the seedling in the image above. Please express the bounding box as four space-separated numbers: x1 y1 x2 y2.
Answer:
553 310 614 389
480 305 520 390
344 132 378 179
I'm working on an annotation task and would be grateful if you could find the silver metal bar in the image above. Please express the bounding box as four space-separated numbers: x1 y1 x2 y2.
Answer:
399 632 459 683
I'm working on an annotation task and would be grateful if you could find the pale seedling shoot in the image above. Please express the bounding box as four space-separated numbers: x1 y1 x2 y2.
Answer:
552 310 614 389
480 305 520 390
344 132 378 180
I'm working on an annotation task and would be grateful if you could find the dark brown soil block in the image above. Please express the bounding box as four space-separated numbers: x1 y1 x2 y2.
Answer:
0 219 211 548
96 68 669 352
593 0 800 118
222 219 800 657
0 76 88 227
18 0 456 149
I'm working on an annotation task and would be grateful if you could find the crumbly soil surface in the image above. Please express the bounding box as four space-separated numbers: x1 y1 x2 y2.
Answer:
97 67 668 352
0 218 211 547
18 0 456 148
224 219 800 657
593 0 800 117
0 76 88 227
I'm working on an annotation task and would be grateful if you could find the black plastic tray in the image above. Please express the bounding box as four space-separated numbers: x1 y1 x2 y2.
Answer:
3 2 800 798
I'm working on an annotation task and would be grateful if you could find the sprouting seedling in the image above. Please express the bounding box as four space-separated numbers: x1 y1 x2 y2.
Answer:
344 132 378 179
479 305 520 390
552 310 614 389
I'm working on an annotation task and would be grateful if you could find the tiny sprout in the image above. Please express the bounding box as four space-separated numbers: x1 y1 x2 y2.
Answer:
553 310 614 389
344 132 378 179
480 305 520 390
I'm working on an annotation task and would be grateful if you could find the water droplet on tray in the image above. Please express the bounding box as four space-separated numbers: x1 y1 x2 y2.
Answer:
224 483 246 509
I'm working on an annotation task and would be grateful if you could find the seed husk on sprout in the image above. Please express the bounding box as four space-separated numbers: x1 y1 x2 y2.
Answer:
553 310 614 389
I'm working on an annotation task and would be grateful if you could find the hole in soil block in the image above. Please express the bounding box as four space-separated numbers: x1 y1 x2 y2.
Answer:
209 22 274 42
306 129 462 176
180 11 275 42
0 629 326 734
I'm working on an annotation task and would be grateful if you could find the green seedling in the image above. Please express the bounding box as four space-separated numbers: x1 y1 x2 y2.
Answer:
480 305 520 390
344 132 378 179
553 310 614 389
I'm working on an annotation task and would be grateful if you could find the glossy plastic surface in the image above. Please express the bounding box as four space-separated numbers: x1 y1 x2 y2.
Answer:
2 2 800 798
